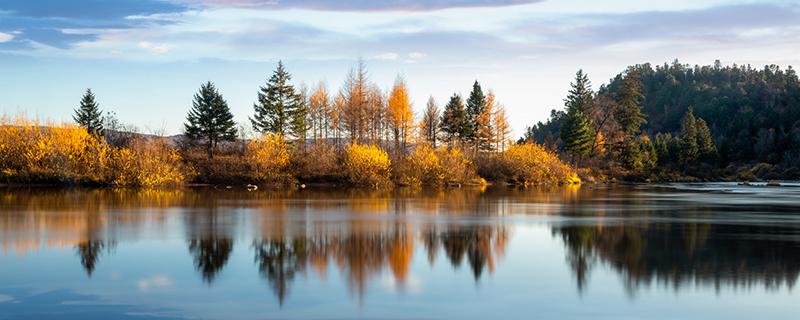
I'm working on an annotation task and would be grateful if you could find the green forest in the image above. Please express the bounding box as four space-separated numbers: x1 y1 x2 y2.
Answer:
524 60 800 181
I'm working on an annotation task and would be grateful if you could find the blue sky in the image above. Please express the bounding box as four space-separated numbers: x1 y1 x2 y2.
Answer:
1 0 799 135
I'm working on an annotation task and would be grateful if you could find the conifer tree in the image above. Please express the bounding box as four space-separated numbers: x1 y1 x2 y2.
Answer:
475 91 495 152
614 68 646 135
291 83 310 145
561 70 596 162
679 106 699 165
440 94 469 145
185 81 238 158
465 80 486 141
420 96 440 148
696 118 717 161
251 61 301 136
388 76 413 152
73 89 104 135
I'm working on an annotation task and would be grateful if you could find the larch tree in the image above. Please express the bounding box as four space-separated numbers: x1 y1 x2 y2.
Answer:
73 88 104 135
309 82 331 142
184 81 238 159
420 96 440 148
475 91 495 152
388 76 414 153
251 61 301 136
342 59 370 144
561 70 596 163
465 80 486 142
440 93 469 145
492 103 512 151
367 85 387 144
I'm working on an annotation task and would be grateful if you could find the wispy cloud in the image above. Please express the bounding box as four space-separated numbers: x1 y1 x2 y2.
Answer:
137 275 173 291
0 32 14 42
171 0 543 11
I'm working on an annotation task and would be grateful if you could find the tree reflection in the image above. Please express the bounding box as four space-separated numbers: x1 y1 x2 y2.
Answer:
555 222 800 294
188 238 234 284
253 239 308 305
75 240 115 277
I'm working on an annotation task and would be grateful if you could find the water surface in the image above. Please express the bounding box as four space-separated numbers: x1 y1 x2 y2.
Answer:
1 184 798 319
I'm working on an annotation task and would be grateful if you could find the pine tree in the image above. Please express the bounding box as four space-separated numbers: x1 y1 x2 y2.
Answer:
420 96 440 148
565 70 594 114
439 94 469 145
73 89 103 135
251 61 301 136
614 68 646 135
696 118 717 161
561 70 596 162
465 80 486 141
561 109 595 163
291 83 310 145
185 81 238 158
679 106 699 165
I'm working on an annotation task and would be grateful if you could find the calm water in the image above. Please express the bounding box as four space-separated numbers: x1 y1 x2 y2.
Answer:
1 184 799 319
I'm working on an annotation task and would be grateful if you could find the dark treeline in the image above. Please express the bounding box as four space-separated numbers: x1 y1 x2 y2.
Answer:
525 60 800 181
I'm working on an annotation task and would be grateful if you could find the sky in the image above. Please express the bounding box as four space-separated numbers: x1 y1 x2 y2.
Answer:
1 0 799 136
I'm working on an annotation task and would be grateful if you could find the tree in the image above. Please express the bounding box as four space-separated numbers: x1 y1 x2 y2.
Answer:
291 83 310 145
475 91 495 151
308 82 331 141
696 118 717 161
388 76 413 153
561 109 595 163
614 68 646 135
184 81 238 158
465 81 486 141
492 103 512 151
251 61 301 136
342 59 371 144
561 70 597 163
679 106 699 165
565 70 594 114
73 89 104 135
420 96 440 148
440 94 469 145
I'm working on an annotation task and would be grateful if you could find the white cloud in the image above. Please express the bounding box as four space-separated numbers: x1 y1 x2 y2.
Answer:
138 41 172 54
0 294 14 303
374 52 400 60
0 32 15 43
137 275 173 290
408 52 426 59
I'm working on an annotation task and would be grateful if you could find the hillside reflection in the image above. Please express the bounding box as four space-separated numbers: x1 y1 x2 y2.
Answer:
1 186 799 304
555 222 800 294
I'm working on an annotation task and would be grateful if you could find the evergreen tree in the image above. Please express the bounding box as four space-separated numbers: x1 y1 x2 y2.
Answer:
565 70 594 114
614 68 646 135
184 81 238 159
696 118 717 161
561 110 595 163
465 80 486 141
291 84 310 145
420 96 440 148
440 94 469 145
561 70 597 162
251 61 301 136
73 89 103 135
679 107 699 165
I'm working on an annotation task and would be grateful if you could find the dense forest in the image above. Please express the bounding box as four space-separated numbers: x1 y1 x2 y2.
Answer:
524 60 800 181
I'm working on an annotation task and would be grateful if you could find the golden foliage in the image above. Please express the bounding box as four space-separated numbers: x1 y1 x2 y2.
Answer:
435 146 479 184
246 133 292 183
292 141 340 180
501 143 580 185
0 116 186 187
343 143 391 187
395 144 444 186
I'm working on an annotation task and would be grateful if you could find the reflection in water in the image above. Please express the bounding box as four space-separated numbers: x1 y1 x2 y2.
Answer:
1 185 799 309
555 223 800 294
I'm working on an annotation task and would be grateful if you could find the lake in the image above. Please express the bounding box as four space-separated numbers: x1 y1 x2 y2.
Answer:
0 183 798 319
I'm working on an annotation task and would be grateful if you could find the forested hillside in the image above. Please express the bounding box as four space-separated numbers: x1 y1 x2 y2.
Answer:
524 61 800 180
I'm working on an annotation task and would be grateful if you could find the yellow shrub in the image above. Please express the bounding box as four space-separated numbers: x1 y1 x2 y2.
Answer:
109 139 187 188
343 143 391 187
501 143 580 185
396 144 443 186
435 146 478 184
246 133 292 183
0 116 186 187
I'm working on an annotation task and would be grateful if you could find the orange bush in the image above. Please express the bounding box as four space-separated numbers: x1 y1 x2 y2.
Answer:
395 144 444 186
435 146 479 184
343 143 391 187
